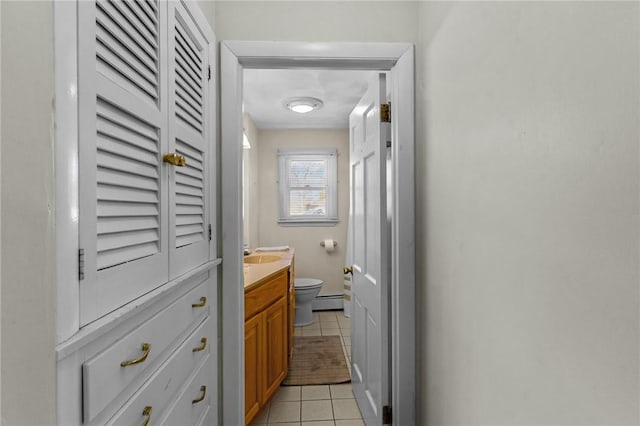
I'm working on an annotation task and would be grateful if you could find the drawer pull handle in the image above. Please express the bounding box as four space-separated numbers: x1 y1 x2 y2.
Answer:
120 343 151 367
192 296 207 308
192 337 207 352
142 406 152 426
192 385 207 404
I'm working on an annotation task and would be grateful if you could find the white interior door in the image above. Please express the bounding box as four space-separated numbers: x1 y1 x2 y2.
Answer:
348 72 391 425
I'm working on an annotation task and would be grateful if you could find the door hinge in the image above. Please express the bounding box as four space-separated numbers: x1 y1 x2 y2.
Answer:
380 102 391 123
208 65 211 81
382 405 392 424
208 224 212 241
78 248 85 281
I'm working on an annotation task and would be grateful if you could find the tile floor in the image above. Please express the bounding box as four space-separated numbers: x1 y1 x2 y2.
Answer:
250 310 363 426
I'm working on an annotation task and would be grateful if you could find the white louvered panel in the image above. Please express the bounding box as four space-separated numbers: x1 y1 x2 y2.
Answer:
175 138 205 248
96 0 159 103
167 1 212 279
78 0 169 326
97 201 159 217
96 98 161 270
174 16 204 134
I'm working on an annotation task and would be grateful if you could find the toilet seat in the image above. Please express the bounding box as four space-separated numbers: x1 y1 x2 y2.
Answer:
295 278 323 289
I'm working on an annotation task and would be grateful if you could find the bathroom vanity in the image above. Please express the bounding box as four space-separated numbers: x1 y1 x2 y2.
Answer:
243 250 295 425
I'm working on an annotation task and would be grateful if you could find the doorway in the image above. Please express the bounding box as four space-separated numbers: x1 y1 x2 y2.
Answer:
220 41 416 425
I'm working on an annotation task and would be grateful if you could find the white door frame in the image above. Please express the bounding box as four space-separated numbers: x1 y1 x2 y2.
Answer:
220 41 416 425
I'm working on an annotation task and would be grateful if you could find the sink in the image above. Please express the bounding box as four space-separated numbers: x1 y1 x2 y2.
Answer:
244 254 281 264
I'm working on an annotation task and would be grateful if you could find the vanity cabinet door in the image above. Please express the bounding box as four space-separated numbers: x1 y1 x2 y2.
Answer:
263 297 288 404
245 313 262 424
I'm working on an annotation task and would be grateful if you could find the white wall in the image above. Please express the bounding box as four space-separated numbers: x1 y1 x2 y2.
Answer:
257 129 349 296
417 2 640 424
1 1 56 424
218 2 640 424
198 0 215 26
215 1 418 43
243 113 260 249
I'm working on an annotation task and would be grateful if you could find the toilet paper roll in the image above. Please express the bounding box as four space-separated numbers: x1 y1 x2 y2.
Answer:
323 239 336 253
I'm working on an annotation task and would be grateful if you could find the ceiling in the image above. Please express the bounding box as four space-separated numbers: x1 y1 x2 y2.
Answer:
242 69 373 129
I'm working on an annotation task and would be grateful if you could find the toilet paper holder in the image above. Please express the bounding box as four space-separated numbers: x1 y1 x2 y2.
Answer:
320 240 337 248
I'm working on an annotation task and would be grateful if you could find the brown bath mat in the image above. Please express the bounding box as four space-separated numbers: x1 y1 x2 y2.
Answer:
282 336 351 386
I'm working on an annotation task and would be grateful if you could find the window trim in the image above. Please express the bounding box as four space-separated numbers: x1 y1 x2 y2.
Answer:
277 148 338 225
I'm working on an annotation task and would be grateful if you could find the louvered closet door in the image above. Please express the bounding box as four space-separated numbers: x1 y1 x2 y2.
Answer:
78 0 169 325
167 0 211 278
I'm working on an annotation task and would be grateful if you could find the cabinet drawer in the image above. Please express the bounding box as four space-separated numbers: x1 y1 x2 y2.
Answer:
245 271 287 320
83 281 210 422
159 354 212 426
104 319 212 426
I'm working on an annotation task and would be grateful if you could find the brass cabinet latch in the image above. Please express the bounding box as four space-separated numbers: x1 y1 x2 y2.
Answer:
163 153 187 167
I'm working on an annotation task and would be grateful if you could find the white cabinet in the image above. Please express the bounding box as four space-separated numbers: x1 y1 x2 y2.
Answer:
55 1 218 425
78 0 214 325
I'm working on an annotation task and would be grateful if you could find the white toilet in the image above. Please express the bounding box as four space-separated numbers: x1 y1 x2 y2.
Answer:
294 278 323 326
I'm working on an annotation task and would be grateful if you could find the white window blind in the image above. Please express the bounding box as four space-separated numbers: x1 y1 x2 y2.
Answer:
278 149 338 225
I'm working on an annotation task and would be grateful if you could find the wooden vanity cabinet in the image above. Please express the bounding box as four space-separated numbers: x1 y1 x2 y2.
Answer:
288 263 296 362
264 297 288 400
244 269 290 425
244 313 262 423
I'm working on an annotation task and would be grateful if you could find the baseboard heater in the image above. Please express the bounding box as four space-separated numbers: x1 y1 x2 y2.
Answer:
311 294 345 311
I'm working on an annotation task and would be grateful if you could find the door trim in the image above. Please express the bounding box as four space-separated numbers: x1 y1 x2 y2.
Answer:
220 41 416 425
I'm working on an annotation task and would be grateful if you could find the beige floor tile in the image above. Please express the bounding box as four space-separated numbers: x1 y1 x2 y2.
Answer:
301 400 334 421
340 328 351 337
302 328 322 336
343 345 351 356
329 384 354 399
302 322 321 330
301 385 330 400
320 316 339 324
321 323 340 330
273 386 301 402
321 329 341 336
332 399 362 420
268 423 301 426
334 420 364 426
301 421 335 426
268 401 301 423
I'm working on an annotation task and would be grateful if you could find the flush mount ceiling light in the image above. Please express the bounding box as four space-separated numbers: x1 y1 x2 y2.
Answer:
285 97 323 114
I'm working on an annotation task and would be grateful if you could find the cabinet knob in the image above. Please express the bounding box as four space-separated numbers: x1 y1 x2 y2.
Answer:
343 266 353 275
192 385 207 404
163 153 187 167
120 343 151 367
141 406 152 426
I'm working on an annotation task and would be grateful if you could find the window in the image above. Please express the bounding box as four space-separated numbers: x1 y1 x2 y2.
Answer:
278 148 338 225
